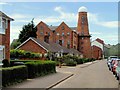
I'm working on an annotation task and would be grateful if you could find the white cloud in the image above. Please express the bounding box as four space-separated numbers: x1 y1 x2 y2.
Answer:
88 12 118 28
10 14 32 19
0 2 8 5
97 21 118 28
90 32 101 35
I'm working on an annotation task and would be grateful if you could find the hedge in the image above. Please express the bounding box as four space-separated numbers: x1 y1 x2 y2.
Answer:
1 60 56 87
25 61 56 78
10 49 42 59
1 65 28 87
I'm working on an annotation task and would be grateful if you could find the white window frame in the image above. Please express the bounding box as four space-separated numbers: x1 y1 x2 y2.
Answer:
0 16 7 34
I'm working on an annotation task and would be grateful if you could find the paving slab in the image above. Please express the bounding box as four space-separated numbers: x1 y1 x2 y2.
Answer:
5 72 73 89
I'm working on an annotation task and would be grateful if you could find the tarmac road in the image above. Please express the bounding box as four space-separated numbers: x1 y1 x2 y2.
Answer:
52 60 118 89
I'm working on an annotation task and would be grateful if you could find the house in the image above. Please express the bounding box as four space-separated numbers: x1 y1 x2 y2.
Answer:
0 11 14 63
16 37 82 59
91 38 104 59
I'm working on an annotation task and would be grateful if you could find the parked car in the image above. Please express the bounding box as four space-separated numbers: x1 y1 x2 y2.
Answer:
107 56 118 70
115 60 120 80
111 59 120 75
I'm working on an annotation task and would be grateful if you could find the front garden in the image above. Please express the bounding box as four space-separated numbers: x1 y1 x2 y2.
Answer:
1 59 56 87
0 49 96 87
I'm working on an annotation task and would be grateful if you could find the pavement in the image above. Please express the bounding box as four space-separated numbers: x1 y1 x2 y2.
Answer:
4 60 108 89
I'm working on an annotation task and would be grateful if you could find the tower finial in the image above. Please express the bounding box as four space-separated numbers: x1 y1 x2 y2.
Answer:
78 6 87 12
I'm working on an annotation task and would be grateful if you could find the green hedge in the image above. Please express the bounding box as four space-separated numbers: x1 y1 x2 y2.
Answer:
25 61 56 78
1 65 28 87
10 49 42 59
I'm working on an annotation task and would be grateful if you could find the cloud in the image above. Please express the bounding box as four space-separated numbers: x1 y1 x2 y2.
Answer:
97 21 118 28
88 12 118 28
10 14 32 19
34 6 77 25
0 2 8 5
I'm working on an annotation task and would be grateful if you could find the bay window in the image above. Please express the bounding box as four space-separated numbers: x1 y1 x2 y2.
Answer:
0 16 8 34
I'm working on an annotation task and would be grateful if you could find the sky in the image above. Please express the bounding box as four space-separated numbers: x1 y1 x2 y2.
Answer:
0 2 119 45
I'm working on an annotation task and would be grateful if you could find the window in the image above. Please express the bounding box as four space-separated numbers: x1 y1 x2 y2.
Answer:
62 26 64 30
81 32 84 35
81 16 85 21
40 26 43 30
59 40 62 46
81 37 84 40
74 46 76 49
57 33 59 36
40 32 43 35
44 36 49 43
67 41 70 44
0 17 7 34
67 32 70 36
67 44 70 49
62 33 64 36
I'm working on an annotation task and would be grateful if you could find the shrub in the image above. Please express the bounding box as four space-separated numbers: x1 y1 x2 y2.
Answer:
2 65 28 87
10 49 42 59
65 59 77 66
62 55 77 66
2 59 10 67
25 61 56 78
75 57 83 64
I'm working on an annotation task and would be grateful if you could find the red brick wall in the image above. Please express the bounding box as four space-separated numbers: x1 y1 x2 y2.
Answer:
55 22 73 48
77 12 90 35
5 20 10 60
92 45 102 60
77 12 92 58
78 37 92 58
36 21 54 43
0 20 10 60
19 39 47 54
72 31 78 49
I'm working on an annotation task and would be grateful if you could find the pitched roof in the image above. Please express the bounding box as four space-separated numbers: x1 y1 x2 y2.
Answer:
16 37 81 55
0 11 14 21
48 26 58 31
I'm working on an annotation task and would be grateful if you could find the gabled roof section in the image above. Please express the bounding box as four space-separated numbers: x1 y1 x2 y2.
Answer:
37 21 47 26
16 37 48 51
0 11 14 21
55 21 73 32
16 37 82 55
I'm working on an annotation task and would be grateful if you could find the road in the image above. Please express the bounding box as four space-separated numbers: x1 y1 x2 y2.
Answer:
51 60 118 89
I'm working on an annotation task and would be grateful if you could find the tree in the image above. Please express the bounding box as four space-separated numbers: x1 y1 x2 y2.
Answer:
18 19 37 43
10 39 21 49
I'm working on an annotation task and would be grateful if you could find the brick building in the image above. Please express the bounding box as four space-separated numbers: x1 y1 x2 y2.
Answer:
91 38 104 59
17 7 92 59
35 7 92 58
0 11 14 63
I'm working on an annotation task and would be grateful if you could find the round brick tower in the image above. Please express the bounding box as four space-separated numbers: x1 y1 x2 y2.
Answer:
77 6 92 58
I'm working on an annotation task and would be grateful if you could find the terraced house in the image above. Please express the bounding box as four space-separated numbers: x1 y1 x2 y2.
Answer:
0 11 14 63
17 7 92 59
